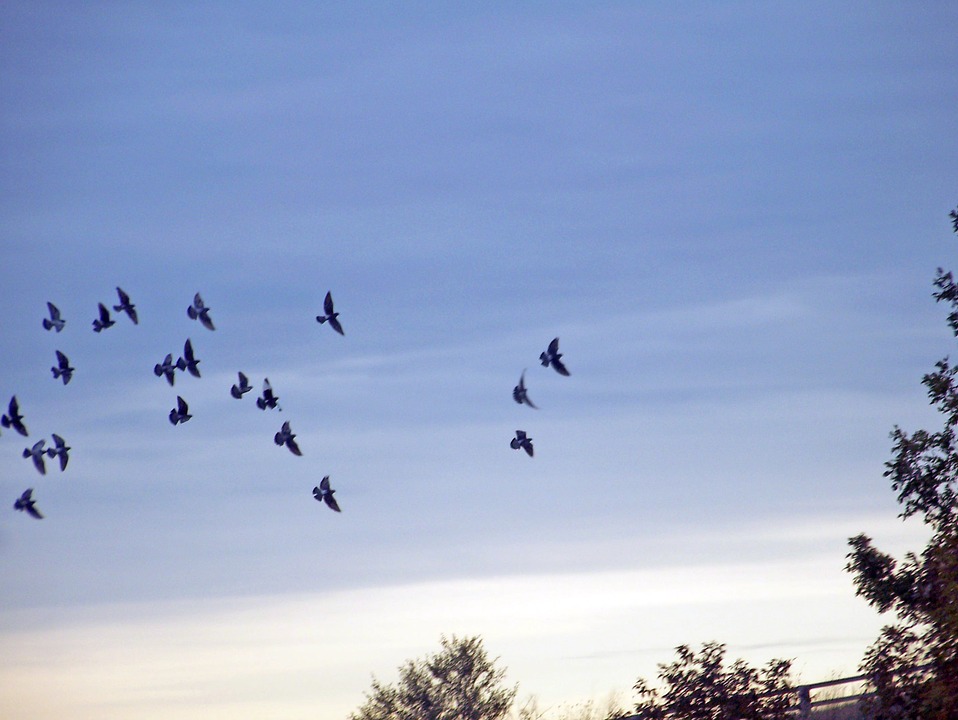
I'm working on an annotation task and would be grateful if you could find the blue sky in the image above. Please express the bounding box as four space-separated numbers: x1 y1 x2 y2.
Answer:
1 3 956 718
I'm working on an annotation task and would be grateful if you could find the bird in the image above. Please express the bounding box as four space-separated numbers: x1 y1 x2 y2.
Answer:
14 488 43 519
512 369 538 409
187 292 215 331
316 291 344 335
313 475 341 512
51 350 74 385
256 378 281 411
42 302 65 332
539 337 570 376
113 286 138 324
1 395 28 437
230 371 252 399
23 439 47 474
45 433 70 471
169 396 192 425
92 302 115 332
154 353 177 386
175 338 201 378
510 430 534 457
274 420 303 456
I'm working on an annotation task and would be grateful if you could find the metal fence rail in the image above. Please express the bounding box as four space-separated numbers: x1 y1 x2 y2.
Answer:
785 673 869 719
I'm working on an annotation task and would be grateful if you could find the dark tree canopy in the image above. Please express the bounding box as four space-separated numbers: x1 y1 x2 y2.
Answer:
349 635 517 720
845 204 958 719
623 642 792 720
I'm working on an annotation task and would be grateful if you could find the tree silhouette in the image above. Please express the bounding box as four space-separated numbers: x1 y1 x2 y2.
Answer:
623 641 792 720
350 635 517 720
845 204 958 719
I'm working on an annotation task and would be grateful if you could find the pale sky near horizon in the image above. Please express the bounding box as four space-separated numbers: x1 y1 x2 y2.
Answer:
1 3 956 718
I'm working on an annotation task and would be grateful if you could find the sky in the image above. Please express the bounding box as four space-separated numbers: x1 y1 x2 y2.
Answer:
1 2 956 718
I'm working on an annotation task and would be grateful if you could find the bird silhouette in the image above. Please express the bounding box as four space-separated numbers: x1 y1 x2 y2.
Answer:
274 420 303 456
539 337 570 376
256 378 281 411
175 338 201 378
14 488 43 519
23 439 47 474
230 371 252 399
1 396 28 437
51 350 74 385
313 475 341 512
512 369 538 409
43 302 65 332
187 292 215 331
510 430 534 457
46 433 71 471
169 396 192 425
113 286 138 324
92 303 115 332
316 291 344 335
154 353 177 386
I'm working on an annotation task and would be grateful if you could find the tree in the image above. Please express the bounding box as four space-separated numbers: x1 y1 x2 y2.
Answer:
623 642 793 720
845 205 958 719
350 635 517 720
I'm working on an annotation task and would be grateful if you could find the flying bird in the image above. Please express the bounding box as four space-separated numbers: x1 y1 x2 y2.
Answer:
51 350 74 385
175 338 201 378
256 378 281 411
316 291 344 335
230 371 252 399
169 396 192 425
1 396 28 437
92 303 115 332
274 420 303 456
187 292 215 331
154 353 177 386
539 337 570 376
46 433 71 471
112 286 138 324
512 369 538 409
23 439 48 474
43 302 65 332
13 488 43 519
510 430 534 457
313 475 341 512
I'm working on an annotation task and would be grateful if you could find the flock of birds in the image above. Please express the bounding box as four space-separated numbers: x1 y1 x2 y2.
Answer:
509 337 571 457
6 288 350 519
7 286 570 521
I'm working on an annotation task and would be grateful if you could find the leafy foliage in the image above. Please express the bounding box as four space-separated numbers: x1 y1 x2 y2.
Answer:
350 635 517 720
623 642 793 720
845 205 958 719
